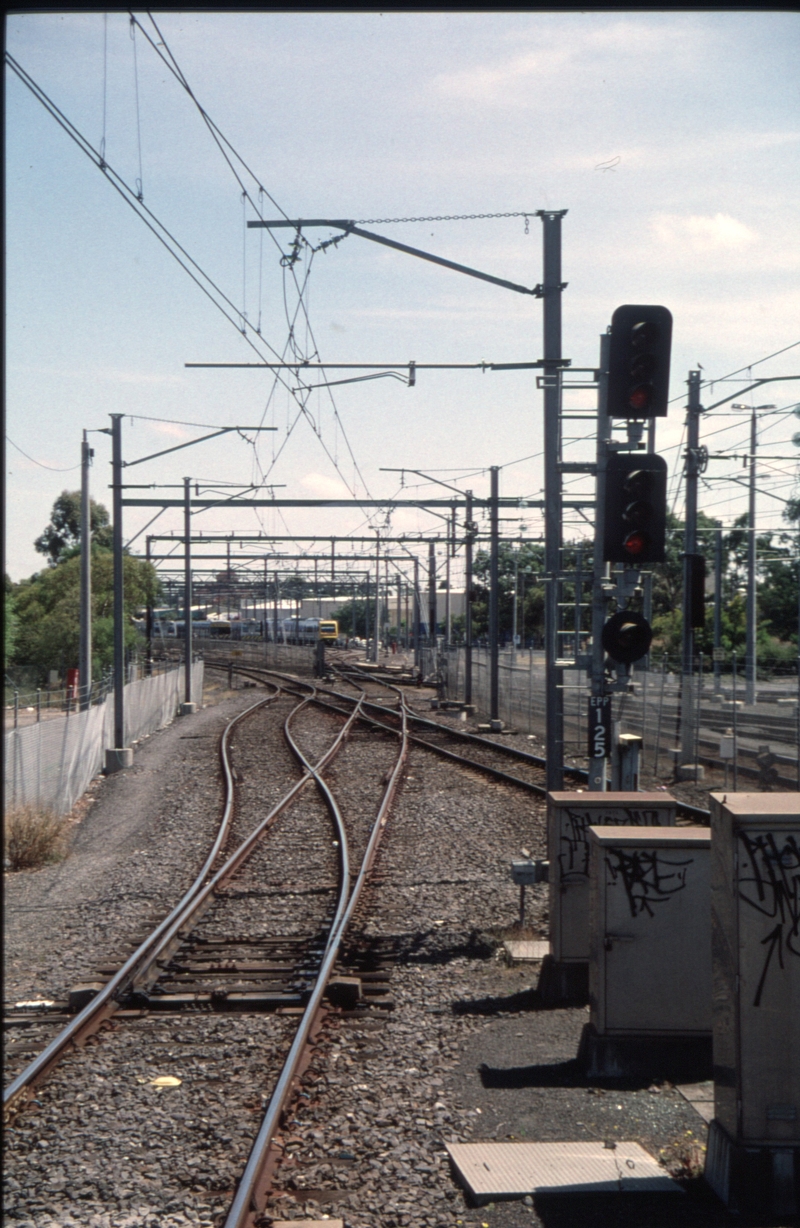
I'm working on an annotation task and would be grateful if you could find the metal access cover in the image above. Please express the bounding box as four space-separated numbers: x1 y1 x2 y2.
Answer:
446 1141 680 1201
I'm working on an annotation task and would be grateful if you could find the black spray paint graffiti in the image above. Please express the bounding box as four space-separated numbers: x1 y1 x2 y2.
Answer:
737 831 800 1007
605 848 691 919
558 808 665 882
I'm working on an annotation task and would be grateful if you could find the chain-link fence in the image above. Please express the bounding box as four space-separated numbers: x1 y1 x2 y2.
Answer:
440 646 800 786
4 661 204 816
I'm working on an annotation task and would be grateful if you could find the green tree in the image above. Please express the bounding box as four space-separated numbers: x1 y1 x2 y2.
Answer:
34 491 113 565
5 579 18 664
471 541 546 641
10 552 159 680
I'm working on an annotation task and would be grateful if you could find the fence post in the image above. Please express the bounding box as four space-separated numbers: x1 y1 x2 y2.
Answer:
14 689 19 730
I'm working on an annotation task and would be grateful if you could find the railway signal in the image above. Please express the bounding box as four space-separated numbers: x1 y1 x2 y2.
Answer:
685 552 706 628
607 304 672 418
601 609 653 665
603 453 668 564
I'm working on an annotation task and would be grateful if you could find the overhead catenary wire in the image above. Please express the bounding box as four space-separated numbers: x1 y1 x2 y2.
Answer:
6 436 81 472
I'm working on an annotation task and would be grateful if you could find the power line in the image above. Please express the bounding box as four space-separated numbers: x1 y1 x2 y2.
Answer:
6 436 81 472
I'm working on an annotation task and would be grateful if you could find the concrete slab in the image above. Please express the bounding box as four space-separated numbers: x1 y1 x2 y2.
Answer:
503 939 550 964
273 1222 344 1228
677 1080 715 1123
446 1140 680 1202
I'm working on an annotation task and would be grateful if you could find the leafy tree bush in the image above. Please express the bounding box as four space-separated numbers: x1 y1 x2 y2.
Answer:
10 551 159 680
34 491 113 565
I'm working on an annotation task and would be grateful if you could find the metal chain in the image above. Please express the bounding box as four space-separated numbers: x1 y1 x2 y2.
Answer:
356 212 535 225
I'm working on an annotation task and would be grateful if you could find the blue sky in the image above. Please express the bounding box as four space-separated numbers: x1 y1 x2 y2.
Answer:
6 10 800 583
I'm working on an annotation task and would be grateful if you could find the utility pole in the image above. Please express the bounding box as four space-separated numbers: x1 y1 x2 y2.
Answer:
106 414 132 771
413 557 421 671
540 210 567 792
428 540 437 654
366 571 371 660
465 491 474 705
680 371 702 766
746 407 757 706
714 528 723 694
145 536 154 676
79 430 92 710
589 332 611 791
512 547 519 663
373 536 380 662
489 465 500 729
273 571 279 645
182 477 195 712
397 574 402 650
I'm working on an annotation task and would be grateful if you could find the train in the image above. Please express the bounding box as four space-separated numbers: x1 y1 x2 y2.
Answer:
134 616 340 644
282 617 339 645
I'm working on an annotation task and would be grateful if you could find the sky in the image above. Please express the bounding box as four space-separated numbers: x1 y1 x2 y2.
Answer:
5 9 800 589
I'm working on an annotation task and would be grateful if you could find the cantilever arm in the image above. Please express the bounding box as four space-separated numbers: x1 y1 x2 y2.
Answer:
247 219 543 297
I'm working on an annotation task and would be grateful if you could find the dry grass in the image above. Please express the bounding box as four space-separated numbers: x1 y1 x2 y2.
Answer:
3 804 66 871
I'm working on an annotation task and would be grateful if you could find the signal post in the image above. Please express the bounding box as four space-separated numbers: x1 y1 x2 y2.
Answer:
588 305 672 790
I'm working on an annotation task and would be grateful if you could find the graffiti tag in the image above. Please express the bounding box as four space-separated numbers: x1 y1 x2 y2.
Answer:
738 831 800 1007
605 847 691 918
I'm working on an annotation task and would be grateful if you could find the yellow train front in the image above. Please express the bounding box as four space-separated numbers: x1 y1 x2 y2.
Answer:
282 617 339 645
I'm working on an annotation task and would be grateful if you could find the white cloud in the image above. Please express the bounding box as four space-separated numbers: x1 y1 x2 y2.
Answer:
650 212 759 252
148 421 189 439
301 472 352 498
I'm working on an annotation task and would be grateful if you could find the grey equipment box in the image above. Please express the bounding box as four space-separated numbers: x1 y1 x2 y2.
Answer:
581 825 711 1079
705 793 800 1216
547 793 678 964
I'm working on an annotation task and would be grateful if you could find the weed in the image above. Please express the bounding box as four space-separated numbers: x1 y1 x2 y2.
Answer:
3 804 65 871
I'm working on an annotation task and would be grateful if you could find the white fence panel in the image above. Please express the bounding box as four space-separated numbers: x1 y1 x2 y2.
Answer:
4 662 204 816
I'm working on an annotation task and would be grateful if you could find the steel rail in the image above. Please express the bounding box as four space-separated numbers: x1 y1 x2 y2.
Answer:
4 687 279 1116
337 665 713 822
211 664 546 794
224 685 408 1225
4 682 362 1117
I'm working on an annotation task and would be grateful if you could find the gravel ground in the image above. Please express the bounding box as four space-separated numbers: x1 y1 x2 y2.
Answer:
3 674 410 1227
5 668 782 1228
4 683 264 1011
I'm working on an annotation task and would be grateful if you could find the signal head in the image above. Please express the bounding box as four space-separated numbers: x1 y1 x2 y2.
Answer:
607 304 673 419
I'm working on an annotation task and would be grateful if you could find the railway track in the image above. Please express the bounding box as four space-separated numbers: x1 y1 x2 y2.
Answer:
4 672 409 1227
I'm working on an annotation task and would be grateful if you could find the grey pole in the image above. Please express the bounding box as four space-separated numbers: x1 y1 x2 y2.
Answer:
797 536 800 789
397 574 402 650
512 548 519 663
79 430 92 710
428 540 437 653
365 571 371 660
589 332 612 791
745 408 757 706
465 491 474 706
489 465 500 727
273 571 279 646
145 535 153 676
540 210 567 792
106 413 131 771
445 508 453 648
183 477 194 710
413 558 421 670
373 536 380 662
713 528 723 694
680 371 702 765
112 414 124 744
315 557 320 619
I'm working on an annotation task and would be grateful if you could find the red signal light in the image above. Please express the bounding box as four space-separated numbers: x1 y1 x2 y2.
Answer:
628 385 652 412
623 530 648 556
